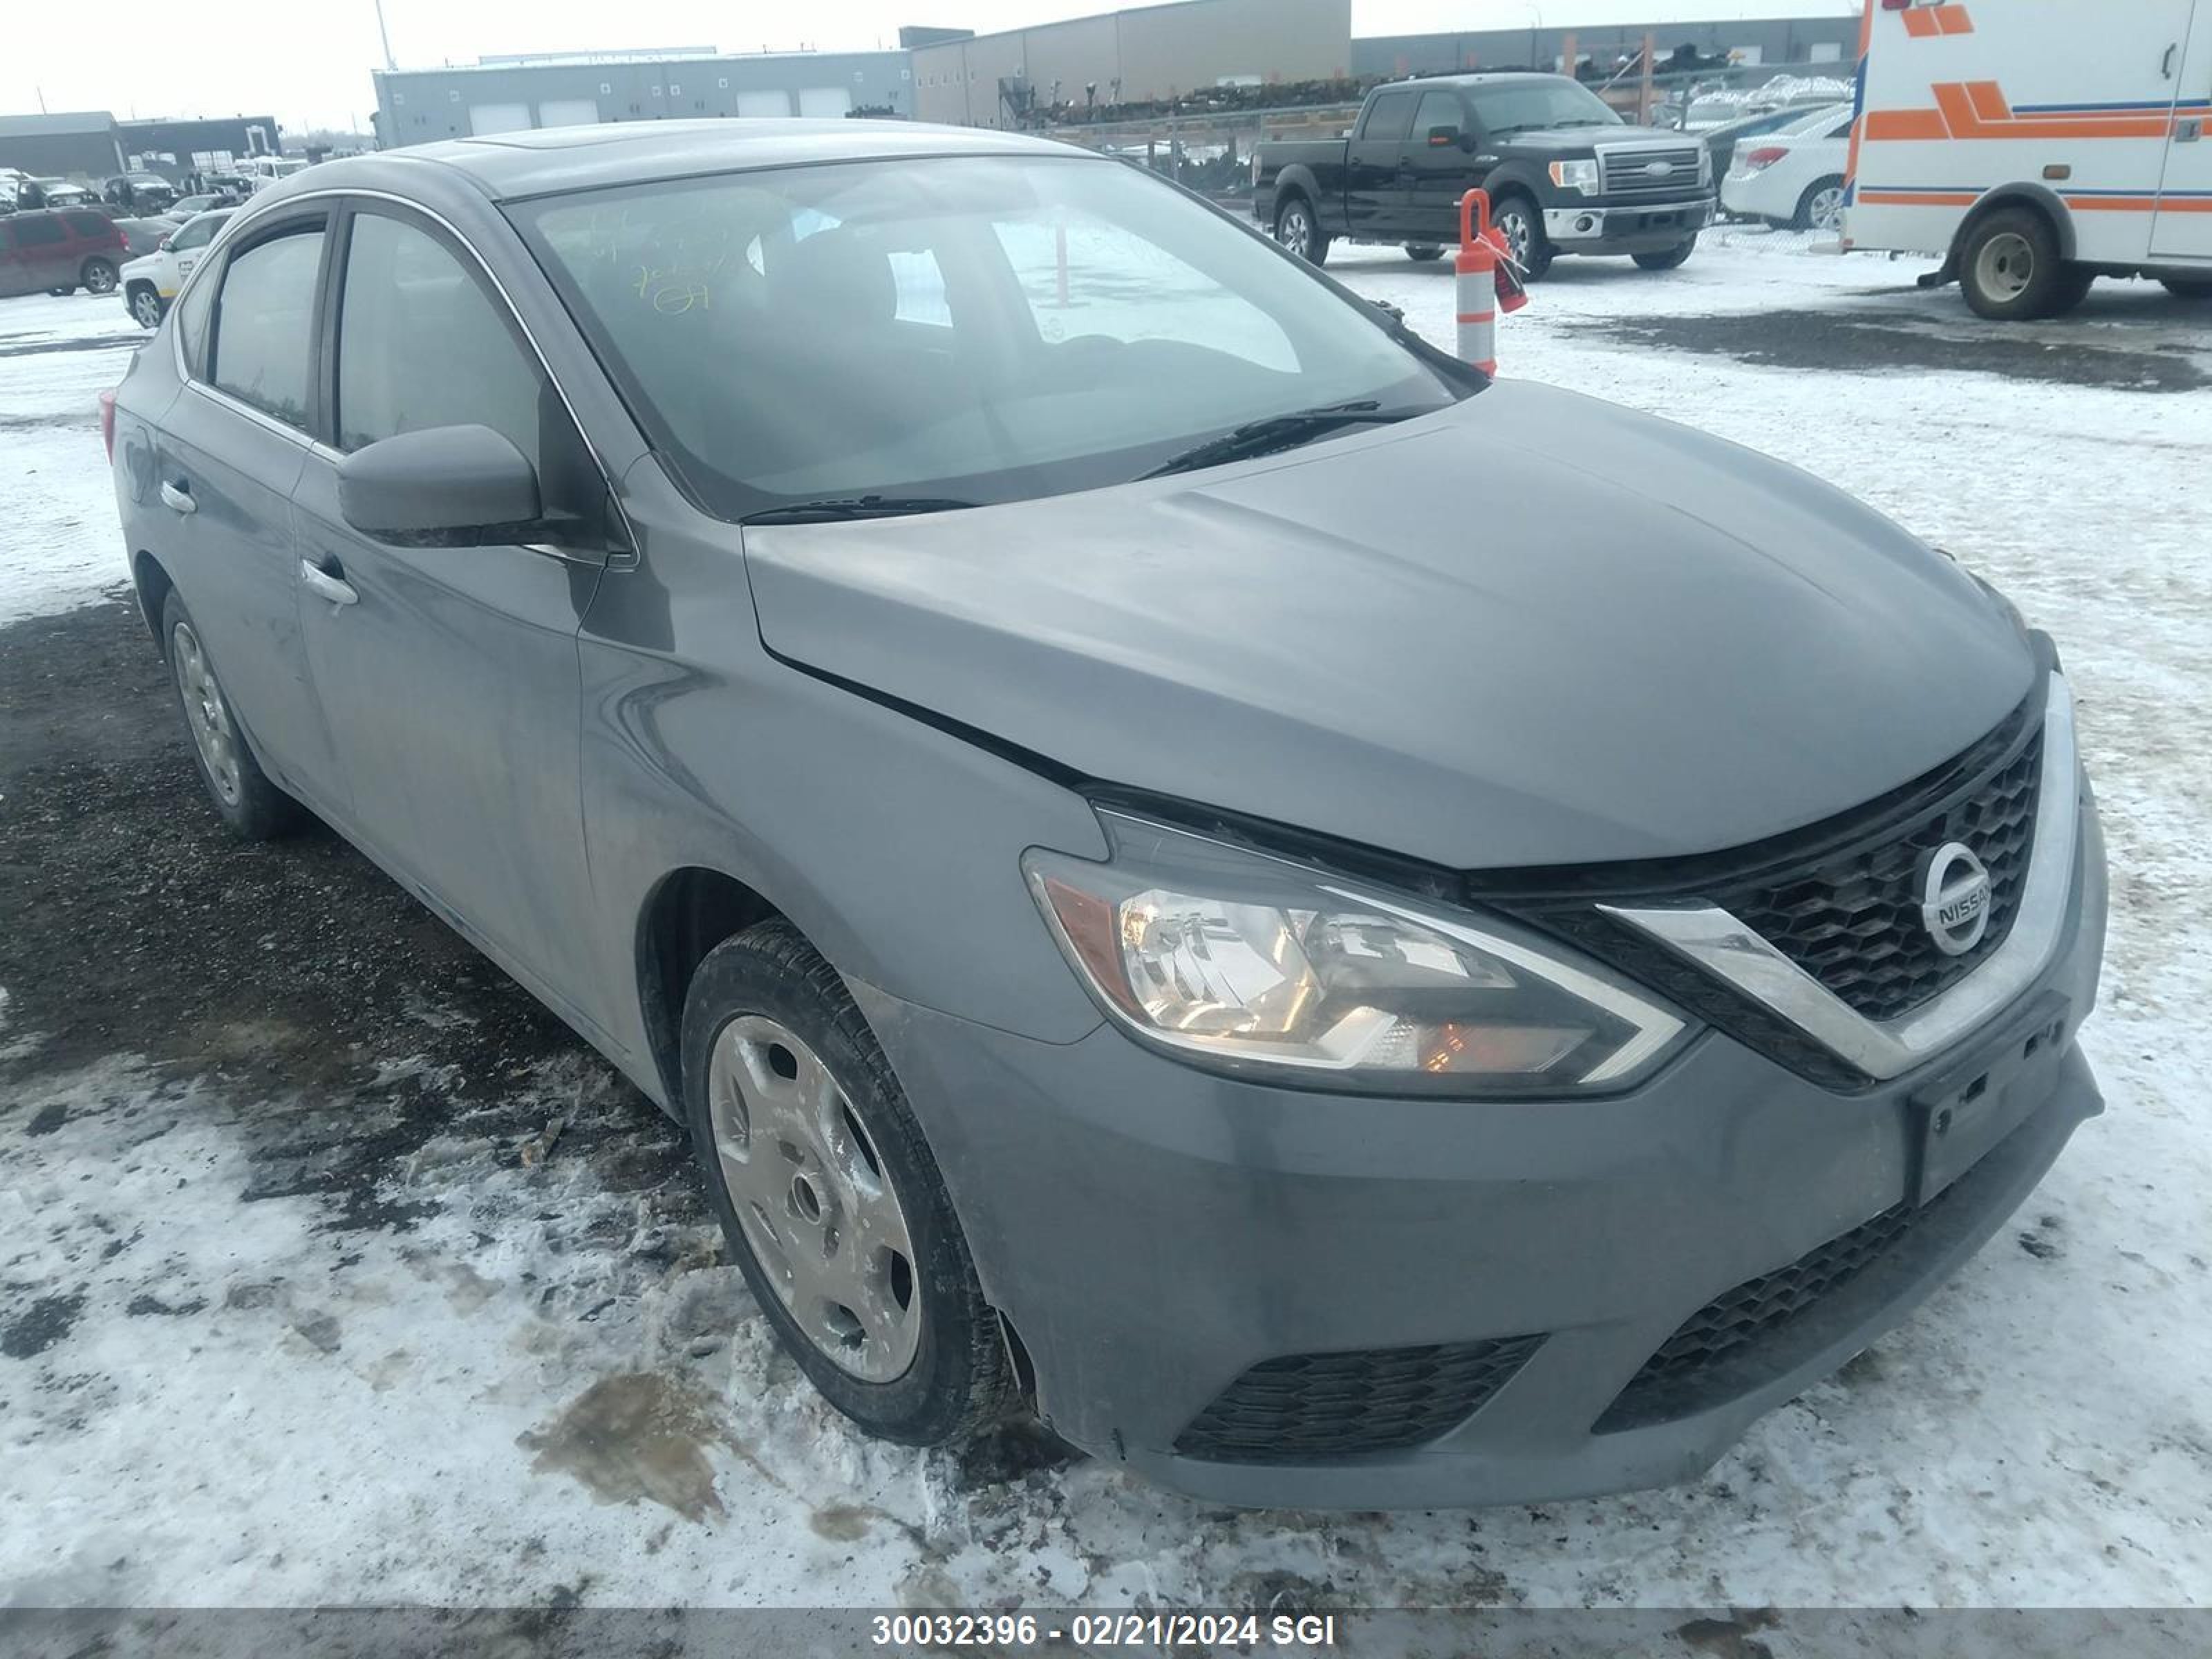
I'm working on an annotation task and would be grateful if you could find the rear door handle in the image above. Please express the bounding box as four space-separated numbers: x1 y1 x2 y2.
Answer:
299 559 358 607
159 478 196 514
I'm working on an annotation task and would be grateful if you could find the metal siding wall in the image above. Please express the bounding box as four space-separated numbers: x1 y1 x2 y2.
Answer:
1114 0 1349 96
1021 15 1123 109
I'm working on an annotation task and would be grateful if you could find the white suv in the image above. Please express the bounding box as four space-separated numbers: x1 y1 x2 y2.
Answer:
118 209 233 328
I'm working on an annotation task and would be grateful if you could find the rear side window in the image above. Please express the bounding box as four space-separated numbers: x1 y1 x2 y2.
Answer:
0 223 13 252
209 226 326 429
65 212 111 238
176 269 215 378
1361 91 1416 143
333 212 545 458
13 216 65 247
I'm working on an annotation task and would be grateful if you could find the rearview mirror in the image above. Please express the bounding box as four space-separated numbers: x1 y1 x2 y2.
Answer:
336 424 541 545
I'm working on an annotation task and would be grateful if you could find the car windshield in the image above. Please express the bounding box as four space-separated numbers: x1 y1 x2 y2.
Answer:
512 153 1470 520
1469 79 1624 135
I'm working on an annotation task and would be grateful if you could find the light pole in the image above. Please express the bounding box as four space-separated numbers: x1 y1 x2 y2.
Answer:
372 0 396 71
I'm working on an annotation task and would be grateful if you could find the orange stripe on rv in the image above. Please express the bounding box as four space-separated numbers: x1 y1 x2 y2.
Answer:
1901 8 1938 37
1963 80 2010 122
1935 5 1974 35
1857 190 1979 206
1870 82 2177 141
1865 109 1951 140
2063 195 2212 213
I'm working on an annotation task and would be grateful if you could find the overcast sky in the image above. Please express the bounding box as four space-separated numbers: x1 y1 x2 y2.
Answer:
4 0 1856 133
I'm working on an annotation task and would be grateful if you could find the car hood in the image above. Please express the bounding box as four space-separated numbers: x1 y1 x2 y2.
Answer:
1498 126 1690 154
743 380 2035 870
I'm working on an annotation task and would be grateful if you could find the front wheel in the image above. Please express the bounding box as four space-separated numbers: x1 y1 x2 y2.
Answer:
1633 237 1698 271
1403 243 1445 262
80 258 118 295
1491 196 1553 281
129 285 164 329
1959 207 2081 320
681 920 1012 1446
1273 196 1329 265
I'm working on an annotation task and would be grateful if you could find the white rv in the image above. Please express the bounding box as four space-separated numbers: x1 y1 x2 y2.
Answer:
1842 0 2212 317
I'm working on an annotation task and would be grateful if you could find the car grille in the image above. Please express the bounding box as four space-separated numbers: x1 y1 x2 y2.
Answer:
1598 144 1705 196
1595 1189 1953 1432
1174 1334 1542 1463
1708 733 2043 1022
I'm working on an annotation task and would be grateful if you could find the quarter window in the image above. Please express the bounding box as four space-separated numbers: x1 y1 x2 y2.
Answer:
13 216 65 247
1362 91 1416 143
209 225 326 428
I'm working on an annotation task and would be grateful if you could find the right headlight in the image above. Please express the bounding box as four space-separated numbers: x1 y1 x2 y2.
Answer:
1023 811 1693 1095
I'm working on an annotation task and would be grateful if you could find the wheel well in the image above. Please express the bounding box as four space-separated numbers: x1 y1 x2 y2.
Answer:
636 868 782 1109
124 276 155 296
1274 184 1309 220
131 551 173 645
1954 187 2077 263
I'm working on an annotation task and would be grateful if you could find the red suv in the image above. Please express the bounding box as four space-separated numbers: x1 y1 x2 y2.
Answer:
0 208 126 299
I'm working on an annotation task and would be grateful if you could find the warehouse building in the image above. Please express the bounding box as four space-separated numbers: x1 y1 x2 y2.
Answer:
371 47 912 147
0 113 126 181
119 116 282 176
1353 16 1860 79
909 0 1351 128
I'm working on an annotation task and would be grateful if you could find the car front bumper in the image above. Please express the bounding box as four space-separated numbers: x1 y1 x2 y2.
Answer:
1544 196 1714 251
855 795 2106 1510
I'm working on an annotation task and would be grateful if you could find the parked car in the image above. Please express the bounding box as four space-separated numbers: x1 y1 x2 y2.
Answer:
1255 73 1714 278
111 216 177 259
119 207 233 327
1703 101 1850 189
0 208 124 297
19 177 95 210
104 172 178 214
106 122 2106 1510
238 154 311 193
1720 104 1858 231
167 191 238 218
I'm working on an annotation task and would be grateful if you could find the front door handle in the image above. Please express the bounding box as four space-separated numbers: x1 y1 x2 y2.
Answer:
299 559 358 607
159 478 196 514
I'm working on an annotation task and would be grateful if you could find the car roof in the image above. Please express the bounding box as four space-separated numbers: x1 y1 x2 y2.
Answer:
298 119 1082 205
1394 73 1579 91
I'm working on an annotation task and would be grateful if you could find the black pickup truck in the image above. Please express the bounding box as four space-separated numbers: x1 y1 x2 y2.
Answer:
1254 73 1714 279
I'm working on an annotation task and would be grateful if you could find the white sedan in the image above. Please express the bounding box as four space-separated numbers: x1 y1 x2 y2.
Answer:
118 208 232 328
1718 104 1855 231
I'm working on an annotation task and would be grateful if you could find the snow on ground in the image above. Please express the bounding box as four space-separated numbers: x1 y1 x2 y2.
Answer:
2 233 2209 1620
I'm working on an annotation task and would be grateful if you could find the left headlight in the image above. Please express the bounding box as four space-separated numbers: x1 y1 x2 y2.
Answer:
1023 812 1693 1095
1548 158 1602 194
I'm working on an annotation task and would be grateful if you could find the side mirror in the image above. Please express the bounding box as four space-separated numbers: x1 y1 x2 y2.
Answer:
337 424 541 545
1427 124 1462 149
156 234 172 251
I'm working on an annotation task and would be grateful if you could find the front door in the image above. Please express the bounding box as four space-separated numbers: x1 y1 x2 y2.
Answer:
2152 4 2212 260
153 210 344 800
1405 86 1482 242
290 201 612 1012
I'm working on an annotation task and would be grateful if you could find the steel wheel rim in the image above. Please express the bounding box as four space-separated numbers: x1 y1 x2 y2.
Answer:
1809 186 1844 232
132 291 161 327
708 1015 921 1382
86 265 115 294
171 621 242 805
1279 204 1310 256
1975 232 2034 302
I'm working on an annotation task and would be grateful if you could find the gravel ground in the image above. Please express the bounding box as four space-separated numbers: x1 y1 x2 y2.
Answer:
2 230 2209 1629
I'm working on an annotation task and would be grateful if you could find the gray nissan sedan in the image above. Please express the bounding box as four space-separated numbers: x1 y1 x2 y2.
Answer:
106 120 2108 1510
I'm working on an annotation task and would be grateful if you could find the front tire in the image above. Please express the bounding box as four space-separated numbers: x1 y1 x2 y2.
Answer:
681 920 1012 1447
128 285 164 329
161 590 306 840
1273 196 1329 265
81 258 118 295
1633 237 1698 271
1958 207 2081 321
1491 195 1553 281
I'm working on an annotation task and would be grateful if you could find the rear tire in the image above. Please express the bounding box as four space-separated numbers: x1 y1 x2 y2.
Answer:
1403 243 1445 262
160 590 308 840
1792 176 1846 232
2160 276 2212 299
1958 207 2079 321
1633 237 1698 271
81 258 118 295
1273 195 1329 265
1491 194 1552 281
681 920 1012 1447
47 285 75 297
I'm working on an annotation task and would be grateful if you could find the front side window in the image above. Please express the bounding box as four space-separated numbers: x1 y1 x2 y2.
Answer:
514 154 1468 519
208 225 326 429
1412 91 1462 142
172 213 227 252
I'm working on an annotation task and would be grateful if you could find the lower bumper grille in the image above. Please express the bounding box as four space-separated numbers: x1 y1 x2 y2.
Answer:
1174 1334 1543 1464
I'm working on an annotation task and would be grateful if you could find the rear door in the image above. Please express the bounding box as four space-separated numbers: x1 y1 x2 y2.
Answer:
1347 87 1417 238
9 214 73 290
152 207 345 798
0 221 26 298
290 199 613 1003
2153 3 2212 260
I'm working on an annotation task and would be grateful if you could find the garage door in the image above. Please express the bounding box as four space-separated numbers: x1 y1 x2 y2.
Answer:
735 90 792 118
536 99 601 129
468 103 533 135
797 88 854 118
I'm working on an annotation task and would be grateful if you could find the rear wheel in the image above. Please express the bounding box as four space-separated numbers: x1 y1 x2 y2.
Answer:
1403 243 1445 262
128 285 163 329
1793 176 1846 232
681 921 1011 1446
1491 195 1553 281
1273 196 1329 265
1958 207 2081 320
2161 276 2212 299
1633 237 1698 271
161 591 307 840
80 258 118 295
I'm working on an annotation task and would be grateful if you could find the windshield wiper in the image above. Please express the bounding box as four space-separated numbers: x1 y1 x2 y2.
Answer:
1141 401 1425 480
740 494 980 525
